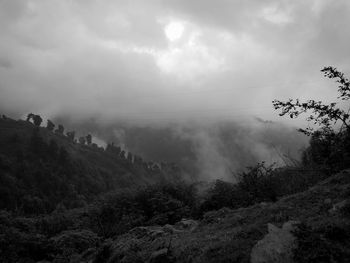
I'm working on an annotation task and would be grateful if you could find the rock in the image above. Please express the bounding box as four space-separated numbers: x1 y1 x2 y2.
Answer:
150 229 166 239
175 219 198 231
129 226 167 240
149 248 169 263
203 207 233 223
260 202 270 207
77 247 97 262
129 227 150 238
324 198 332 205
329 200 349 214
250 221 300 263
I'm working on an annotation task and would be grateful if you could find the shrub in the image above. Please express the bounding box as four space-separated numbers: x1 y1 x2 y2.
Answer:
273 66 350 170
294 221 350 263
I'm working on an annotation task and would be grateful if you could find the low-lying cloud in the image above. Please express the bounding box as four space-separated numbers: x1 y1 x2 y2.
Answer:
0 0 348 180
57 118 307 181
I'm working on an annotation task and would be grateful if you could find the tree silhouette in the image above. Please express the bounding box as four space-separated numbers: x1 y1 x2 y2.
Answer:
29 128 45 156
86 134 92 145
273 66 350 169
32 115 42 127
48 139 59 158
127 152 133 163
26 113 34 122
58 146 69 164
273 66 350 135
79 136 86 145
119 150 126 159
46 120 55 131
55 124 64 135
67 131 76 142
26 113 42 126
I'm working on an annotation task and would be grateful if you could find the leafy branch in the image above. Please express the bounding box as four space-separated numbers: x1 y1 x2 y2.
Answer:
272 66 350 135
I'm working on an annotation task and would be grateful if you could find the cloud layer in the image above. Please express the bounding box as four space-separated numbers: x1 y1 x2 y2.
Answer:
1 0 350 124
0 1 349 179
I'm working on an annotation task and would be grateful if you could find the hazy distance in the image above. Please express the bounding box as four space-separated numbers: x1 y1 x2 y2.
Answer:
1 0 349 180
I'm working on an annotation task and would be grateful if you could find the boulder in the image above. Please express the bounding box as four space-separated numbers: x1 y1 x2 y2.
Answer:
175 219 198 231
149 248 169 263
324 198 332 205
250 221 300 263
328 199 350 215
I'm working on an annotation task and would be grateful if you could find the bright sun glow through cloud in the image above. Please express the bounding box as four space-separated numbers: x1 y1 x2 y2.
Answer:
165 21 185 41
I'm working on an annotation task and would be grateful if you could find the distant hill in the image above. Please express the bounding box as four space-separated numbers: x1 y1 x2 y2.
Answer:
0 116 183 214
57 118 308 181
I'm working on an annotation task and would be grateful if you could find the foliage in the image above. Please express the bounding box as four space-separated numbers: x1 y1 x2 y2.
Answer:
86 134 92 145
2 109 348 262
66 131 75 141
26 113 43 127
273 66 350 170
300 127 350 169
46 119 55 131
79 136 86 145
199 163 331 215
50 229 100 259
294 220 350 263
55 124 65 134
237 162 277 203
199 163 274 214
88 182 197 238
273 66 350 135
0 212 53 263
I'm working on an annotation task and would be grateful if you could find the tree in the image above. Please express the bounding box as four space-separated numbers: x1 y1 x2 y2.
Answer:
32 115 43 127
48 139 59 158
127 152 133 163
46 120 55 131
273 67 350 169
26 113 42 126
119 150 126 159
273 66 350 136
66 131 75 142
78 136 86 145
29 128 45 156
55 124 64 135
58 147 69 164
26 113 34 122
86 134 92 145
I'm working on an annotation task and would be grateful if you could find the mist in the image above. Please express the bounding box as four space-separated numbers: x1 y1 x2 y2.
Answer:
49 117 308 181
1 0 349 180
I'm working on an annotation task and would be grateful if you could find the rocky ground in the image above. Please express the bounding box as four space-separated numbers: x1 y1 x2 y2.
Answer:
71 169 350 263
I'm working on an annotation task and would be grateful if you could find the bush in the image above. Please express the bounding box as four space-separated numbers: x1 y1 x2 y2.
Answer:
273 66 350 171
87 182 197 237
294 221 350 263
50 229 100 258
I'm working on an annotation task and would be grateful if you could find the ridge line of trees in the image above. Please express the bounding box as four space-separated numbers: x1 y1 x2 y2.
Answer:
23 113 180 173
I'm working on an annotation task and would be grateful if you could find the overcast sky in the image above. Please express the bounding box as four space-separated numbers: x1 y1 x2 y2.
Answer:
1 0 350 124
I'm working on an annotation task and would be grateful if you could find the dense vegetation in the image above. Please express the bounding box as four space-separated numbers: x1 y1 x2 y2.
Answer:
0 117 183 215
0 66 349 262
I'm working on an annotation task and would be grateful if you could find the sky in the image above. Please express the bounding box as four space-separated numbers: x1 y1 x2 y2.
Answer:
1 0 350 124
0 0 349 180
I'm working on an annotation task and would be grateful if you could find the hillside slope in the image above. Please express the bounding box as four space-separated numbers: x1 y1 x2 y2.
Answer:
80 169 350 263
0 117 182 213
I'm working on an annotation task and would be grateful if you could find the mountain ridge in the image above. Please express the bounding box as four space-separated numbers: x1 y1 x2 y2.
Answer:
0 116 183 214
